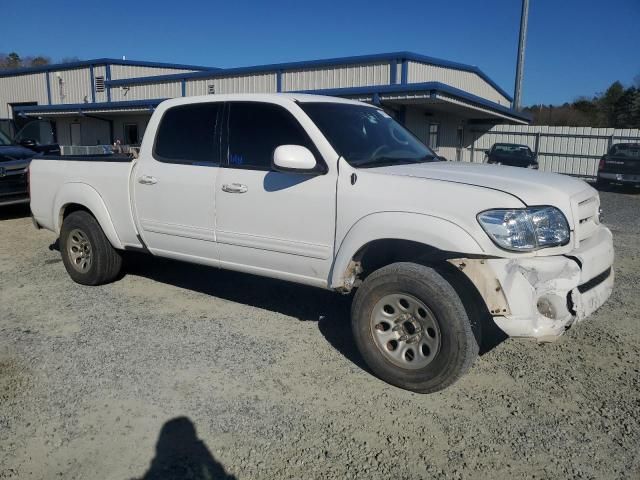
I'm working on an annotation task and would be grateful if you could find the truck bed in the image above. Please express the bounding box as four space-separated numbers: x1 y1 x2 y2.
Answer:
30 154 143 249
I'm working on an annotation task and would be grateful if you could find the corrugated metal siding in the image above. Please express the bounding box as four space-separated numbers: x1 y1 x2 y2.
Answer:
407 62 511 106
282 63 390 91
185 73 277 96
109 81 182 101
109 65 196 80
0 73 49 116
468 124 640 177
50 67 93 104
403 109 461 161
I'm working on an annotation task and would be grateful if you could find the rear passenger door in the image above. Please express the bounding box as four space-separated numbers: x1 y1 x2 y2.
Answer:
214 101 336 285
133 102 222 264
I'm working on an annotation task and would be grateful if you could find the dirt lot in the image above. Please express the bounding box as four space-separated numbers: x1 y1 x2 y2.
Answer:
1 187 639 480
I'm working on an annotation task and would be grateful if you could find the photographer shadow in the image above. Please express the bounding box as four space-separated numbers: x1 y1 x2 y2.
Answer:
137 417 236 480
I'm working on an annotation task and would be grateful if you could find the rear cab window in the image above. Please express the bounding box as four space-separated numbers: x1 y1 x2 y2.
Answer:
154 103 222 165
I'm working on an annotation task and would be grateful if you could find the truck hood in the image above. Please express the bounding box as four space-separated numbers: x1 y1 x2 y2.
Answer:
0 145 36 162
371 161 593 207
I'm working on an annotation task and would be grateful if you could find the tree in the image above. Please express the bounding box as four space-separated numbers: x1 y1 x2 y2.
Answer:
29 55 50 66
598 81 625 126
6 52 21 68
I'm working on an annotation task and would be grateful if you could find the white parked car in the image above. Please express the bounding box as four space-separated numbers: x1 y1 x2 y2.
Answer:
29 94 614 393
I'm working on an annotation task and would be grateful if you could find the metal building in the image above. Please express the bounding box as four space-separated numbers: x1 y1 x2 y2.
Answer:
0 52 529 161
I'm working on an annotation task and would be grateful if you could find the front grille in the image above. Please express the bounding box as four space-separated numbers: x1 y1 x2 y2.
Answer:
0 174 27 196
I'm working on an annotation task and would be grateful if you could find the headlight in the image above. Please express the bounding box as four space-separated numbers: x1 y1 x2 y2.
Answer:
477 206 570 251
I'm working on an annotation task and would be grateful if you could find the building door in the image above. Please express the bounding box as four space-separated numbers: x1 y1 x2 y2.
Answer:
70 123 82 146
123 123 139 145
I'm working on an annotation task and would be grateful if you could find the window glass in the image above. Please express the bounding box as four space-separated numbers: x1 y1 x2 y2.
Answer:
299 102 435 168
154 103 221 164
428 123 439 151
609 143 640 159
227 102 314 170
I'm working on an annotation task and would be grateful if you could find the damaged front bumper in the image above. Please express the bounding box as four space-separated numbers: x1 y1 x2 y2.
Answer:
451 226 614 341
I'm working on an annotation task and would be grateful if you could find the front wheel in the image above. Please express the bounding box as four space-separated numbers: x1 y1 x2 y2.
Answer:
351 262 479 393
60 210 122 285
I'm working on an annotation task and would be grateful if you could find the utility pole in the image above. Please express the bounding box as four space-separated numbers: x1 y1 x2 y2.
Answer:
513 0 530 111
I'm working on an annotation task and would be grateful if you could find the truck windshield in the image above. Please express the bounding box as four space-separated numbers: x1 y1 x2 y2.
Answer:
0 130 12 146
299 102 436 168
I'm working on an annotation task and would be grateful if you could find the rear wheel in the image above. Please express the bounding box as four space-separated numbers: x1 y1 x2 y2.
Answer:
351 262 479 393
60 210 122 285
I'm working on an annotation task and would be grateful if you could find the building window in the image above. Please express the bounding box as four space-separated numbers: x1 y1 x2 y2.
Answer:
207 84 215 94
123 124 140 145
428 123 439 150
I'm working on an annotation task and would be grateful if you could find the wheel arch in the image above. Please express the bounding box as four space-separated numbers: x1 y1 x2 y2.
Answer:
329 212 485 289
54 183 123 249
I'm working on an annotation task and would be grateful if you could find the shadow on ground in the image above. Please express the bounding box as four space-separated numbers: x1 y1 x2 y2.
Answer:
0 204 30 221
135 417 236 480
126 254 368 371
126 255 505 374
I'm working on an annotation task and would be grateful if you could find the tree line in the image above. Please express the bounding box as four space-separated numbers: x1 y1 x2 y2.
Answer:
0 52 81 70
523 79 640 129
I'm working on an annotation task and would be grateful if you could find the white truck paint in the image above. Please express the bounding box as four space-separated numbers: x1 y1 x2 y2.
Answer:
29 93 614 391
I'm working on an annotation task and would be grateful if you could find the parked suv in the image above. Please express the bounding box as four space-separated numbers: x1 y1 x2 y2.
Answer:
0 129 35 207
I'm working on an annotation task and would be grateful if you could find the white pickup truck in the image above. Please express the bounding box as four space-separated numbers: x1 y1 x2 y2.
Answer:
30 94 614 393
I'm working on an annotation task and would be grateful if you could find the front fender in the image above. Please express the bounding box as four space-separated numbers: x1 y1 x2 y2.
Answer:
53 182 123 249
330 211 485 288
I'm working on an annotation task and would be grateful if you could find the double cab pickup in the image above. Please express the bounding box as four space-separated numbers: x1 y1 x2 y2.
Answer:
29 94 615 393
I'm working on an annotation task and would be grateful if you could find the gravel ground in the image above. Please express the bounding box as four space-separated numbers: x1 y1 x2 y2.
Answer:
1 187 639 480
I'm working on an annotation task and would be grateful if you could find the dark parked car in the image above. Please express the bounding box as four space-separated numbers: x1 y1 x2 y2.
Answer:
597 143 640 187
485 143 538 169
12 119 60 155
0 129 35 207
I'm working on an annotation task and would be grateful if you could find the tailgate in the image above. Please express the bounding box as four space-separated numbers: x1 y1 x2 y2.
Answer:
602 155 640 174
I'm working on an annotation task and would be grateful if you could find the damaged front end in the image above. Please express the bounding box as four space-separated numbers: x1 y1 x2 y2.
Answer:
450 226 615 341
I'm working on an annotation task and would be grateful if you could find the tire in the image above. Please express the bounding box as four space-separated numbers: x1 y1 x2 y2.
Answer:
351 262 479 393
59 210 122 286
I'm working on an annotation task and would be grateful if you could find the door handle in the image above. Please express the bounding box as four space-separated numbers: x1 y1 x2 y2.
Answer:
222 183 248 193
138 175 158 185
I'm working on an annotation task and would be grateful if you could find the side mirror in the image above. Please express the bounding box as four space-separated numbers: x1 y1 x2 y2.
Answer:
272 145 317 173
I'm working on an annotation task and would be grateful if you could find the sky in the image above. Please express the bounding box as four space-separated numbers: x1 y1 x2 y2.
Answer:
2 0 638 106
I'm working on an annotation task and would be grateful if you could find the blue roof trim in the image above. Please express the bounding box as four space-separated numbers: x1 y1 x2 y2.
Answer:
13 99 165 114
11 85 529 123
103 51 513 101
0 59 217 78
295 82 529 122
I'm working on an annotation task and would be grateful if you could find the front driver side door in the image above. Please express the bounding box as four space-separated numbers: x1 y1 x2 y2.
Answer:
214 101 336 286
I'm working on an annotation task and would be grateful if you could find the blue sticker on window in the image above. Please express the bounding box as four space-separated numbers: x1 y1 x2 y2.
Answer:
229 153 244 165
